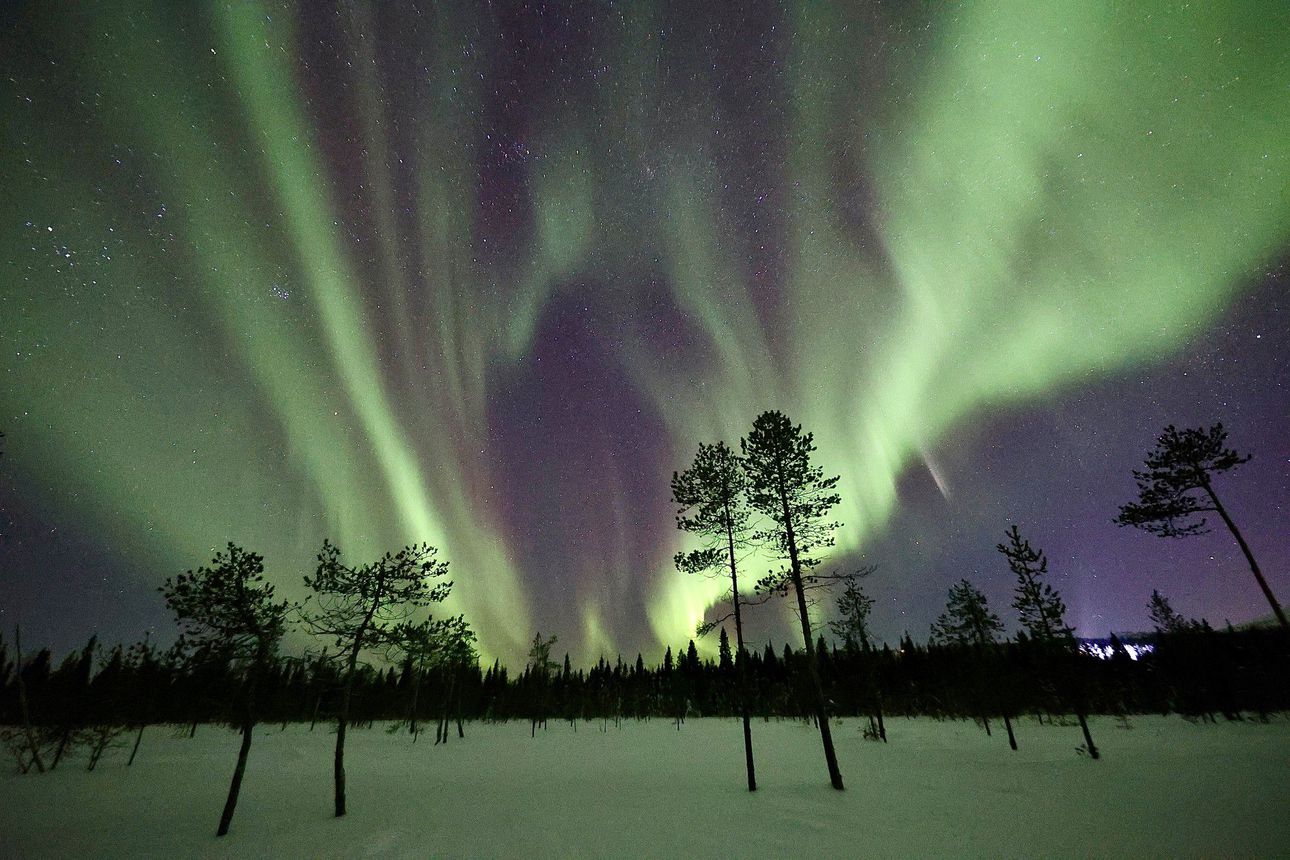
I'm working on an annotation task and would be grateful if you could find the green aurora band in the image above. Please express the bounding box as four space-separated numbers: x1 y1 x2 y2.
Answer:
1 1 1286 661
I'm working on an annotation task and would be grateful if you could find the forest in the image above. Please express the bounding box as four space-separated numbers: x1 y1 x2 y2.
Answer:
2 413 1287 838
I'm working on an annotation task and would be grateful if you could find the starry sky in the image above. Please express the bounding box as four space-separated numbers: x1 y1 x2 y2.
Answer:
1 1 1287 664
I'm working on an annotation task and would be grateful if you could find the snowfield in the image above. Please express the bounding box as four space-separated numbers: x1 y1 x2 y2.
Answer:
1 715 1287 858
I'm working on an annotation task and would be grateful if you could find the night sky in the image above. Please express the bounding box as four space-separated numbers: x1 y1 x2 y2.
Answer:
1 1 1287 664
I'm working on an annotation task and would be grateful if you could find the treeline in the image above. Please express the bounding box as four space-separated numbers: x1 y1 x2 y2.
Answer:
4 622 1288 746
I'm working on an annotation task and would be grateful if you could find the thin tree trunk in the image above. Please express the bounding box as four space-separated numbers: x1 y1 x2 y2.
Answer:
1077 711 1100 759
50 729 70 770
1003 712 1018 751
777 496 843 790
128 724 145 766
408 666 422 740
1204 481 1288 629
724 500 757 792
14 627 45 774
217 660 260 838
334 643 361 818
218 719 254 836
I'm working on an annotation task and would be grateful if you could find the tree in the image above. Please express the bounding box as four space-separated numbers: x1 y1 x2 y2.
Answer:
300 540 451 817
526 633 558 737
830 577 875 649
930 579 1017 750
998 526 1098 759
388 615 474 742
829 573 886 742
741 410 845 790
160 543 291 836
1147 590 1198 636
1116 424 1285 629
672 440 759 789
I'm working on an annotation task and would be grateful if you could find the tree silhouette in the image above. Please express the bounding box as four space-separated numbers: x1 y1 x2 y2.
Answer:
1116 424 1285 630
526 633 558 737
999 526 1098 759
672 440 759 791
741 410 844 790
160 543 291 836
829 573 886 742
1147 590 1198 636
931 579 1017 750
300 540 451 817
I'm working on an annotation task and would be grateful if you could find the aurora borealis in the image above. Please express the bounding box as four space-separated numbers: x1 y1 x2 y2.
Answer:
1 1 1287 664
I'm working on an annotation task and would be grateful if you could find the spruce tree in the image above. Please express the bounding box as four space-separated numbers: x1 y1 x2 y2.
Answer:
160 543 291 836
998 526 1098 759
741 410 845 790
301 540 451 817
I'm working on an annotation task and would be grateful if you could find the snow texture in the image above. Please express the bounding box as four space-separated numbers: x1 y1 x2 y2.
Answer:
1 716 1287 858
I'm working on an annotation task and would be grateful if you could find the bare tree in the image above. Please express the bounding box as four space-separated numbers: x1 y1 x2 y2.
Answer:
1116 424 1285 629
160 543 291 836
300 540 451 817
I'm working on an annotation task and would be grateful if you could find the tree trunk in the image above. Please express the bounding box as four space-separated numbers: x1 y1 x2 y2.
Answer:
50 729 70 770
334 644 360 818
408 666 422 740
1077 711 1100 760
1003 712 1018 751
14 627 45 774
128 724 145 766
217 719 254 836
725 502 757 792
1204 481 1288 629
776 493 843 790
217 659 261 838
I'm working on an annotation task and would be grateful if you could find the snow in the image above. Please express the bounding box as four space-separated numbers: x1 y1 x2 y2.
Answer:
1 715 1287 858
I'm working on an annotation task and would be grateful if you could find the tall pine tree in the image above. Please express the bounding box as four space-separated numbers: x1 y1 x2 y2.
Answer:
741 411 845 790
672 440 759 789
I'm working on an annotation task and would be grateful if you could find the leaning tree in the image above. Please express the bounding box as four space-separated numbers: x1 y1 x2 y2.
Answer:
741 410 845 790
999 526 1099 759
160 543 292 837
1116 423 1285 630
301 540 451 817
672 440 761 792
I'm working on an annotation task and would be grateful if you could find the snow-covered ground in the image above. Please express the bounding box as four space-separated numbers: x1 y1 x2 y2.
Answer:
2 715 1287 858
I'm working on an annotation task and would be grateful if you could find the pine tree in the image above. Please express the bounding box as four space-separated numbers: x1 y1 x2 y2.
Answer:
741 410 845 790
300 540 451 817
1116 424 1284 629
998 526 1098 759
160 543 291 836
930 579 1016 749
672 439 759 789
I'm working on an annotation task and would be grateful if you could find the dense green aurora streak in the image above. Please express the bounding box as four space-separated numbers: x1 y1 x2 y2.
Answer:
1 1 1286 662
